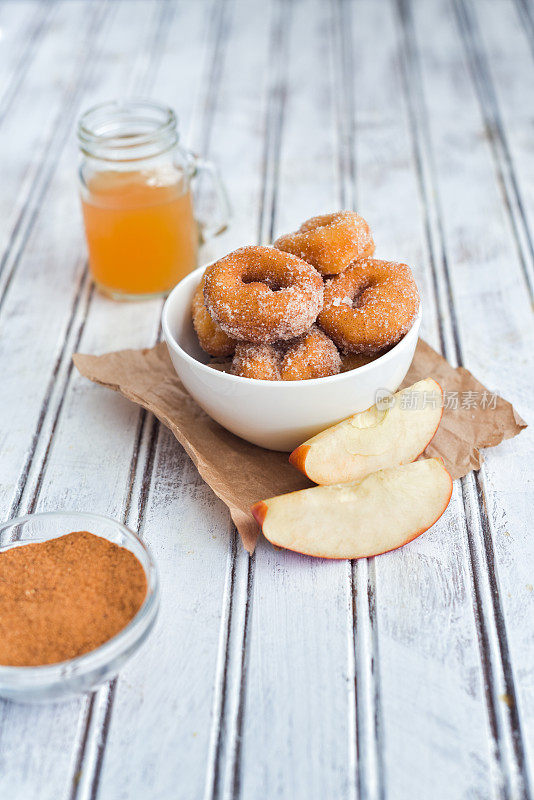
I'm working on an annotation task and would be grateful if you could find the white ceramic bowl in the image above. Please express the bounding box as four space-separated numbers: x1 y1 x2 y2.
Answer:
162 265 421 451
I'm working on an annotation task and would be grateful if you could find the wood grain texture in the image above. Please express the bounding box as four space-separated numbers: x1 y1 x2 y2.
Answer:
350 4 499 799
235 4 358 800
411 2 534 795
0 0 531 798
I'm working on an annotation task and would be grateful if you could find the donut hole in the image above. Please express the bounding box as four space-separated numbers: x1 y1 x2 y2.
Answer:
351 281 373 308
299 212 339 233
240 269 290 293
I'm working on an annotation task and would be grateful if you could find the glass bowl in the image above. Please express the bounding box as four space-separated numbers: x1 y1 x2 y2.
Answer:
0 511 159 703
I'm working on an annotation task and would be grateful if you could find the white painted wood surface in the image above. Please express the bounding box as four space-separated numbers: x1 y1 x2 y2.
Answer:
0 1 532 798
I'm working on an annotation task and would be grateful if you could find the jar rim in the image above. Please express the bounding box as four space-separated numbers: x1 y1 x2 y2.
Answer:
78 99 179 162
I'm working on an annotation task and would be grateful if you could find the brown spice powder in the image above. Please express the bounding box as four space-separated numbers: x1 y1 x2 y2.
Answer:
0 531 147 667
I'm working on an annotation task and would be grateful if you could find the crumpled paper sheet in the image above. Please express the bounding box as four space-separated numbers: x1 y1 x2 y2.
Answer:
73 339 526 553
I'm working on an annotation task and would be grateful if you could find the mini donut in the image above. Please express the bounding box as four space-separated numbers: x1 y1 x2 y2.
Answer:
203 246 324 344
230 327 341 381
274 211 375 276
280 325 341 381
318 258 420 354
192 279 236 358
231 342 281 380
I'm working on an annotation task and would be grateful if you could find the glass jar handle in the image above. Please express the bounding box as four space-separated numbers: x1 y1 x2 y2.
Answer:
187 152 231 242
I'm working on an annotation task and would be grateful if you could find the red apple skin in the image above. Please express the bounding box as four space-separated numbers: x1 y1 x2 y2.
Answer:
288 444 310 472
251 466 453 560
251 501 268 527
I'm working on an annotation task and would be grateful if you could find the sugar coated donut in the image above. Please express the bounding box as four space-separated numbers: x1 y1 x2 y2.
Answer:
230 326 341 381
274 211 375 276
280 325 341 381
203 246 324 344
231 342 281 380
192 279 236 358
318 258 419 354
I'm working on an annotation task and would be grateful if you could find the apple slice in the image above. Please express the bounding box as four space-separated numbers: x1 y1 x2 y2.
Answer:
251 458 452 559
289 378 443 485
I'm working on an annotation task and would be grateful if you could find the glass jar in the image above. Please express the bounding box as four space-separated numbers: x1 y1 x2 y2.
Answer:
78 100 230 300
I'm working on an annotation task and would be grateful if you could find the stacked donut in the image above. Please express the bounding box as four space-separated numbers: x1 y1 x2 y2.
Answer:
192 211 420 381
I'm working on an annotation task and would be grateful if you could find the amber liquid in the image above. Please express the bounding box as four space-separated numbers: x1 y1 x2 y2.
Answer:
81 168 198 298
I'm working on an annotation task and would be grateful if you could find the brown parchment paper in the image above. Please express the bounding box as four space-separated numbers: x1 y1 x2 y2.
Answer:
73 340 526 552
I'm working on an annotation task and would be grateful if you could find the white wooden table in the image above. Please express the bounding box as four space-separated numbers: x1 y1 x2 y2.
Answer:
0 0 532 798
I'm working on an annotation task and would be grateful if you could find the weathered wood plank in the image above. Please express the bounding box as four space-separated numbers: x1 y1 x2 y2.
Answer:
92 434 234 800
88 1 272 798
233 3 357 799
333 3 380 795
39 2 219 796
0 1 49 116
409 0 534 794
344 3 500 798
454 0 534 299
348 2 441 350
0 4 178 799
0 0 108 307
474 0 534 293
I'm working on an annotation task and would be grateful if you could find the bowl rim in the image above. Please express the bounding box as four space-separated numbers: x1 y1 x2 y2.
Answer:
0 511 159 684
162 264 422 388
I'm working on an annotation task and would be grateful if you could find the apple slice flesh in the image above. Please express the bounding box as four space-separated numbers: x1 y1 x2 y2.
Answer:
289 378 443 485
252 459 452 559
